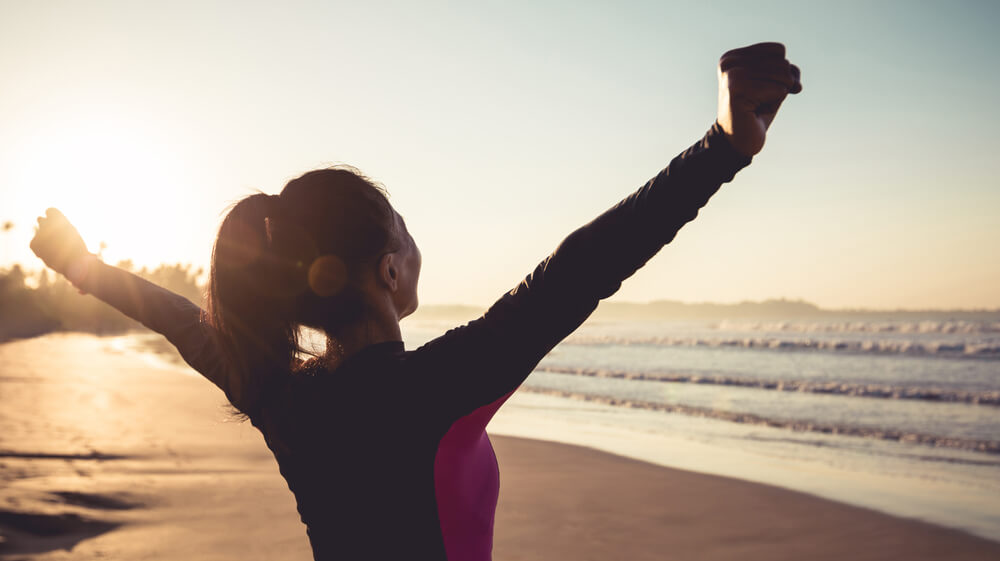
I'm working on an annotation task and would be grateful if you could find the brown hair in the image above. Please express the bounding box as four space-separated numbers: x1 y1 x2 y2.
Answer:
206 167 399 414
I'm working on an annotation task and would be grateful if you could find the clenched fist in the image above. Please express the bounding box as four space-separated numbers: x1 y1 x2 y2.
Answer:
717 42 802 157
30 208 91 277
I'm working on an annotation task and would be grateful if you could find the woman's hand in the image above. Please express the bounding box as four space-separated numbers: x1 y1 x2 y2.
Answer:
30 208 91 277
717 42 802 157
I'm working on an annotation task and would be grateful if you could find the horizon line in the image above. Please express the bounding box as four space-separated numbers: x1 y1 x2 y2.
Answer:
3 263 997 314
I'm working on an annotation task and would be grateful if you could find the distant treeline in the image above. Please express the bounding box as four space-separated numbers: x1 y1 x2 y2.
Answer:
0 262 202 342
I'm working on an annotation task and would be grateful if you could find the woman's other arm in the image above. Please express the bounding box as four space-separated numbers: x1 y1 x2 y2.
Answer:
30 210 235 396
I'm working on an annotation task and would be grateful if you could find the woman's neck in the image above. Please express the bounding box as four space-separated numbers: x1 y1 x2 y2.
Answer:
323 283 407 367
325 308 402 367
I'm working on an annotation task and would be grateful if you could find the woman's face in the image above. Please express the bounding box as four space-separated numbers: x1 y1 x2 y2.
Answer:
393 212 421 319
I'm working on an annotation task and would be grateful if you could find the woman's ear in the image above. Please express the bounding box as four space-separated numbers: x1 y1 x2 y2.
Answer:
377 252 399 292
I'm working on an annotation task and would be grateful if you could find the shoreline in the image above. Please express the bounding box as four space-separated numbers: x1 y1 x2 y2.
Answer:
2 333 999 559
492 435 1000 561
488 390 1000 543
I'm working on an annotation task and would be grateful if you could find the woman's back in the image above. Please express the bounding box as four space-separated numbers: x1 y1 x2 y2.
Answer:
258 340 504 560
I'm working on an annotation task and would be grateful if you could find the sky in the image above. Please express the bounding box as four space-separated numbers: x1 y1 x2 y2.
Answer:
1 0 997 310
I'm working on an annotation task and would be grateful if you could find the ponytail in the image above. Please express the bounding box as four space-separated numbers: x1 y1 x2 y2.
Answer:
207 193 310 414
206 167 399 415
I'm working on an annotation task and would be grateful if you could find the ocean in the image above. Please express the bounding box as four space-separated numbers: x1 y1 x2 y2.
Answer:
401 316 1000 540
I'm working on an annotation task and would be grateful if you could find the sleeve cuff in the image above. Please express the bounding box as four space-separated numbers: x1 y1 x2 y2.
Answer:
706 121 754 169
66 254 101 294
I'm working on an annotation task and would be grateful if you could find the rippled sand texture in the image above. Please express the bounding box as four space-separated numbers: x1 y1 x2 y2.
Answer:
0 334 310 560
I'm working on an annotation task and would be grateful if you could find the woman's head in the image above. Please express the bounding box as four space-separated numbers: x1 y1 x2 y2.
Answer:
206 167 419 412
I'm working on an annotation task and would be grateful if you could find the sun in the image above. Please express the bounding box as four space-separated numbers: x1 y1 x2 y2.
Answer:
14 112 191 267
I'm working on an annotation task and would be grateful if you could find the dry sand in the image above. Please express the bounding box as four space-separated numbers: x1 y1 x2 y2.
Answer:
1 333 998 560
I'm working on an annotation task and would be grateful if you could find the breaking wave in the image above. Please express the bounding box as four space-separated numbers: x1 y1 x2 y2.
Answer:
521 386 1000 455
714 320 1000 335
533 366 1000 406
562 335 1000 358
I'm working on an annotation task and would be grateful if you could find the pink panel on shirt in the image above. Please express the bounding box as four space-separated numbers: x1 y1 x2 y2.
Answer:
434 390 516 561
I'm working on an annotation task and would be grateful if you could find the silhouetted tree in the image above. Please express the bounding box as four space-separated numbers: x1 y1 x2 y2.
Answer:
0 261 205 342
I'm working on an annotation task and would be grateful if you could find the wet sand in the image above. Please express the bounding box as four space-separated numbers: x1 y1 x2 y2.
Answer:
1 333 998 560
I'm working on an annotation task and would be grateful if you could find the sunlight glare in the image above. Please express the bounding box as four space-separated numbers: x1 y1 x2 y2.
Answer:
16 114 190 266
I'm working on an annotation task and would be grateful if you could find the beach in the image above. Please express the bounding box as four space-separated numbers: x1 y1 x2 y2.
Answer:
1 333 998 560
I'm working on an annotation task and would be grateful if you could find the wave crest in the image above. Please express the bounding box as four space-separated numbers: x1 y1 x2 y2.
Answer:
715 320 1000 335
522 386 1000 455
563 335 1000 358
533 366 1000 406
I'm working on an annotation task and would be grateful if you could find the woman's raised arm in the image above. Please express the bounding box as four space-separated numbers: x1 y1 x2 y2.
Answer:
30 209 235 398
409 43 802 422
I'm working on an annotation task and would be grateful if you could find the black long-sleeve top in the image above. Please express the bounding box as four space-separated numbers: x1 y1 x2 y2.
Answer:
75 123 751 560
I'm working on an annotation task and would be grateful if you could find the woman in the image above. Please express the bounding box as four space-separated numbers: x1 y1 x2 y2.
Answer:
31 43 800 560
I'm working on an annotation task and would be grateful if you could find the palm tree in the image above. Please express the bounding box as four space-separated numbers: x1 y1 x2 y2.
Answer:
1 221 13 268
